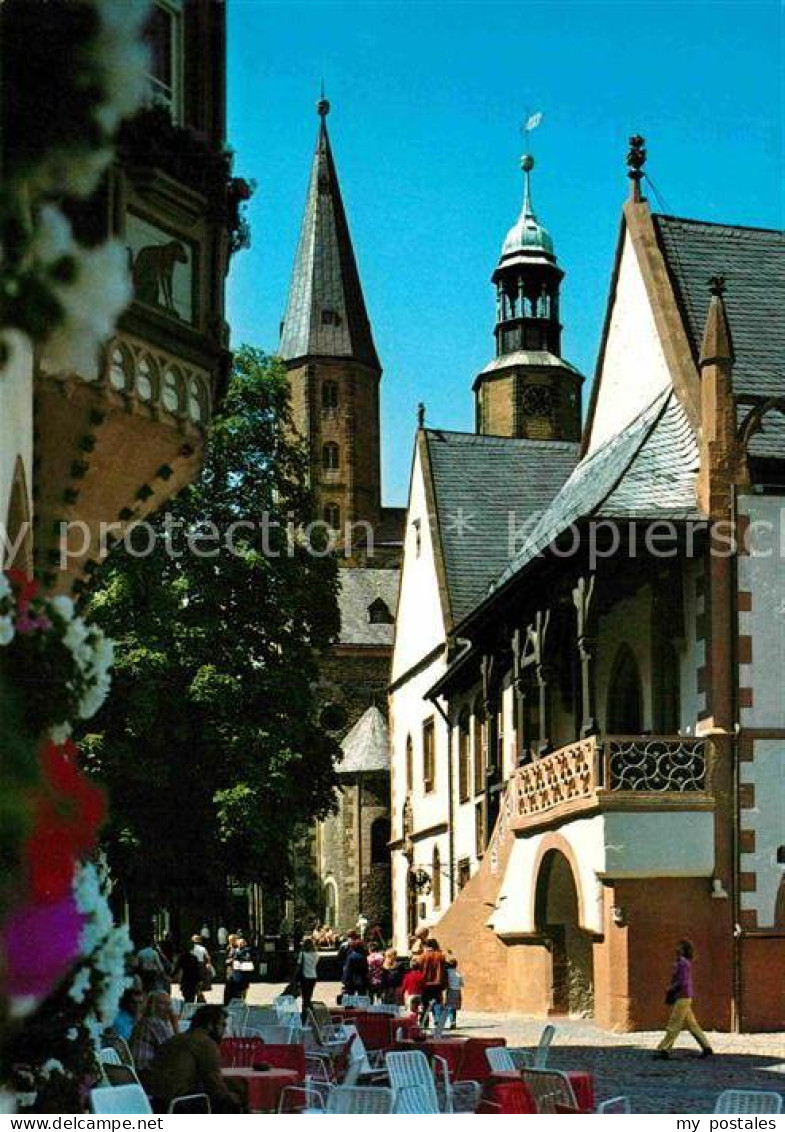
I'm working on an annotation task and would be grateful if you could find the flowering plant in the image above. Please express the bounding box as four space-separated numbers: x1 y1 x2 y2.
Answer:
0 572 113 740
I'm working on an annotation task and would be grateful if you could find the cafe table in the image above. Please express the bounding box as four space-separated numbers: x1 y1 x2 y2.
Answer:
222 1066 300 1113
483 1068 596 1113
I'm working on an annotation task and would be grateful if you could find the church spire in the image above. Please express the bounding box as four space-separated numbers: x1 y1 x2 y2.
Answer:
279 98 380 372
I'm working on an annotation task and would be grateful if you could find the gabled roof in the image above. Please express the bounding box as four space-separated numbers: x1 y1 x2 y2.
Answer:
279 112 380 371
338 705 389 775
337 567 399 646
492 389 701 593
422 429 579 624
654 215 785 460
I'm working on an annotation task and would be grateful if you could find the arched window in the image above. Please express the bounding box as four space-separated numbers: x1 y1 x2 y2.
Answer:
457 708 470 803
371 818 390 864
323 878 338 928
323 503 341 530
322 381 339 410
472 698 484 796
606 644 644 734
368 597 394 625
432 846 441 909
405 735 413 793
322 442 340 471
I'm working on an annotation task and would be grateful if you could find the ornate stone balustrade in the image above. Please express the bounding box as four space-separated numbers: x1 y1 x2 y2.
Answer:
513 736 600 820
603 736 711 793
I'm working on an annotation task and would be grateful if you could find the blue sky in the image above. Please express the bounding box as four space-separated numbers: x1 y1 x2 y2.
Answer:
227 1 783 505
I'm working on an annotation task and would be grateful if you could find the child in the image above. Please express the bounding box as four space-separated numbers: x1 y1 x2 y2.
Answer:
445 952 463 1030
401 959 426 1016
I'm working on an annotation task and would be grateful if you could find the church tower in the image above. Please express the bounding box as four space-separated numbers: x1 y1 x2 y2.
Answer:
279 97 382 540
474 154 583 440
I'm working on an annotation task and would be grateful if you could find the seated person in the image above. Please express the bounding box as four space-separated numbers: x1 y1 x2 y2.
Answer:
141 1005 245 1113
130 991 178 1071
110 987 145 1042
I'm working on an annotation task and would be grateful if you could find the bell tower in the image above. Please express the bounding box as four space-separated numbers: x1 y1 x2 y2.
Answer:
279 97 382 542
474 154 582 440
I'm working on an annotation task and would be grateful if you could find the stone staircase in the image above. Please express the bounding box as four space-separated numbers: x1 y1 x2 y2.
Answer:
434 783 517 1011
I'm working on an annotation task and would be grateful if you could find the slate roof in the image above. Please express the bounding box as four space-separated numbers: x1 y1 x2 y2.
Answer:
279 117 379 370
423 430 579 623
492 389 701 594
338 705 389 775
654 215 785 459
337 567 399 646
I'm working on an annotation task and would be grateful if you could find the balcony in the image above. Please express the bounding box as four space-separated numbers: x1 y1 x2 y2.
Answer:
511 734 713 832
33 330 214 593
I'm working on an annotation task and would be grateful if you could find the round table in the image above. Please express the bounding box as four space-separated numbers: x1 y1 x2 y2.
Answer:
222 1066 299 1112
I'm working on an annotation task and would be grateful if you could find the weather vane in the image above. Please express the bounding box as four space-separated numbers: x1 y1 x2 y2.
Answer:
520 109 543 153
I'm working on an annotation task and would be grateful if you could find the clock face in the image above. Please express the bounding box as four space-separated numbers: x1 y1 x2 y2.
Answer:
521 384 554 417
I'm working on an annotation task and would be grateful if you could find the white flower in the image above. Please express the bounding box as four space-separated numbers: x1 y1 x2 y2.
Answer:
0 573 12 601
63 617 89 656
66 1028 79 1041
8 996 40 1019
50 594 76 622
40 1060 65 1079
0 615 14 646
41 239 132 380
68 967 92 1005
49 722 73 745
92 0 150 132
14 1093 35 1110
0 1092 17 1114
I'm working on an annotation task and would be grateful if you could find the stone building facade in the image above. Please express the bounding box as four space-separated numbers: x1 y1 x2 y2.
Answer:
278 99 404 935
389 139 785 1032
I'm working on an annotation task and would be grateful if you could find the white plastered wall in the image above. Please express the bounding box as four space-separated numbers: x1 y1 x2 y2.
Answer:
488 810 715 937
0 335 34 558
587 230 672 454
739 741 785 927
389 443 450 949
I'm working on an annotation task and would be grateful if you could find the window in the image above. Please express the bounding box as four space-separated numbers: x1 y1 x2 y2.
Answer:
322 442 340 471
475 802 485 859
320 702 348 733
368 597 394 625
371 818 391 864
423 717 436 793
322 381 339 410
472 699 484 796
321 309 339 325
457 859 471 890
144 0 183 121
405 735 413 793
606 643 644 734
497 697 505 772
457 709 470 803
323 503 341 530
432 846 442 909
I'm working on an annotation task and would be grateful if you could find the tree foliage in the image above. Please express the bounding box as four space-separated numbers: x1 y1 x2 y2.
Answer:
82 348 340 918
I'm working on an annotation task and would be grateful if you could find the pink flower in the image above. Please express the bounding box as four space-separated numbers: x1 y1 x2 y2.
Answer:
2 895 84 999
15 612 52 635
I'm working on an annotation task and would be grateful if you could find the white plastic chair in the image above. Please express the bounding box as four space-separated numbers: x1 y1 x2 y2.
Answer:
598 1096 632 1113
167 1094 212 1113
533 1023 556 1067
522 1068 579 1113
485 1046 517 1073
385 1050 440 1114
100 1048 123 1066
90 1085 153 1115
278 1084 326 1114
327 1085 395 1113
714 1091 783 1114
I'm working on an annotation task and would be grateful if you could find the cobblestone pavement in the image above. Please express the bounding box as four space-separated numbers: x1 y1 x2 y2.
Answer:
216 980 785 1114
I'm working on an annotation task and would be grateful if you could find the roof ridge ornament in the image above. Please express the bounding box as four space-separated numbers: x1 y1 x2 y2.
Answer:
627 134 646 202
317 79 330 119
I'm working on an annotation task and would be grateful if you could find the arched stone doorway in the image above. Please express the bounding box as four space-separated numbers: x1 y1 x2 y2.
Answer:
534 849 594 1017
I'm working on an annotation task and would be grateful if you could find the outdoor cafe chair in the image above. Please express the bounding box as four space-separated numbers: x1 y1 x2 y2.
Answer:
598 1096 632 1113
326 1085 396 1113
714 1091 783 1114
521 1067 579 1114
100 1048 123 1066
533 1023 556 1067
90 1084 153 1115
385 1050 440 1114
167 1093 212 1113
278 1084 326 1114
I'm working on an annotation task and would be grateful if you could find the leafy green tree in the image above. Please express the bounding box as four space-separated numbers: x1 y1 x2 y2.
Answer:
82 348 341 932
